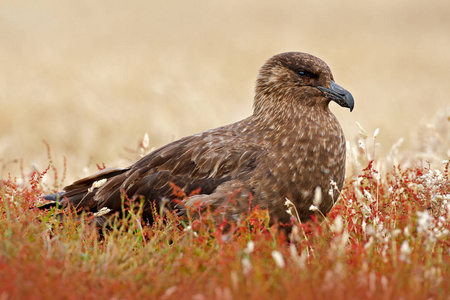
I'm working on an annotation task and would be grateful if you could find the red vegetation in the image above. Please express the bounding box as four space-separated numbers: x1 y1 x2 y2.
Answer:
1 160 449 299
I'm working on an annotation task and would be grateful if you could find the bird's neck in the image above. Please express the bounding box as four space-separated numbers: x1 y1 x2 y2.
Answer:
253 99 331 133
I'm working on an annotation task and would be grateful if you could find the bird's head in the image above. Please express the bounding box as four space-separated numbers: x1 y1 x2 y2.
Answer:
254 52 354 118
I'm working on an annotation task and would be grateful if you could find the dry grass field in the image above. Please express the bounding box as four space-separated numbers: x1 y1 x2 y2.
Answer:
1 0 450 299
1 0 449 181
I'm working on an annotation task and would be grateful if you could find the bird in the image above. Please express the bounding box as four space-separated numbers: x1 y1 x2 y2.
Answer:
40 52 354 228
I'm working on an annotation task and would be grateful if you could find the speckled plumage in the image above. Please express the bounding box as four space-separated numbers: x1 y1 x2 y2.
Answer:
41 52 354 226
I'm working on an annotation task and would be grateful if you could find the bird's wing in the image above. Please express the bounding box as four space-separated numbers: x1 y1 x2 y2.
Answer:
92 123 265 213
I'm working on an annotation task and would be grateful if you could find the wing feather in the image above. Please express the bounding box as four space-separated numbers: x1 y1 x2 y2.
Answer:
91 120 265 219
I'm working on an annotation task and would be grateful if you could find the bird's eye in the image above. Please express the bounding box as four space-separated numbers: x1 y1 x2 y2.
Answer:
298 71 306 77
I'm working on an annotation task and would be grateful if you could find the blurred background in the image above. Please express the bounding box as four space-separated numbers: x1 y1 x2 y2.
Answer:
1 0 449 183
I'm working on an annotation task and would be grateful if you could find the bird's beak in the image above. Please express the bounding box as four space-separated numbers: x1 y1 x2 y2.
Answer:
317 81 354 112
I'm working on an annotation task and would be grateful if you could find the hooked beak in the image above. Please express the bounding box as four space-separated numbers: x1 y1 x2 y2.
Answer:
317 80 354 112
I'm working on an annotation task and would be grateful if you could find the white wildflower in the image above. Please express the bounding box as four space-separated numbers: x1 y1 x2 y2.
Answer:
140 133 153 157
94 207 112 217
391 229 402 238
330 179 337 188
358 139 365 150
329 180 337 198
284 198 295 218
183 225 199 237
289 244 306 269
244 241 255 254
365 225 375 236
360 202 372 215
285 198 294 207
400 240 412 263
404 226 411 237
369 271 376 294
417 210 432 234
241 257 252 275
285 198 301 223
364 190 374 202
400 240 411 256
373 216 383 231
328 187 334 198
373 172 381 182
162 286 178 300
381 244 388 262
140 133 151 157
433 225 449 239
361 220 367 233
381 276 388 291
271 250 285 268
373 128 379 139
309 205 319 212
88 178 107 193
331 215 344 233
142 132 150 149
41 173 49 185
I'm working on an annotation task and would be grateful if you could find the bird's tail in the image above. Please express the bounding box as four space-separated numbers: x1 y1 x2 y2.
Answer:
38 192 67 209
37 167 130 213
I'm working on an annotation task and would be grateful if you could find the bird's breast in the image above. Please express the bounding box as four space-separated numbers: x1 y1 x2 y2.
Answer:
257 112 346 213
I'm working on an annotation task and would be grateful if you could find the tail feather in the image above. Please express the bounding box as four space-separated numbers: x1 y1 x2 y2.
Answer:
38 192 66 209
64 167 129 191
42 192 65 202
38 167 129 212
